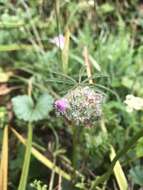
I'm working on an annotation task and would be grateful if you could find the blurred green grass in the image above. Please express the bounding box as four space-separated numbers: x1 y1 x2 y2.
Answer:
0 0 143 189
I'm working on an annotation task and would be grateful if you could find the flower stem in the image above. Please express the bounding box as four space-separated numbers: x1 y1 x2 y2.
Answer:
18 122 33 190
49 158 56 190
72 126 78 172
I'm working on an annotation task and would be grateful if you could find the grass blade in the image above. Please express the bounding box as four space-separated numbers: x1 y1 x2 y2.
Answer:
101 120 128 190
110 146 128 190
0 126 8 190
0 21 24 29
11 127 71 181
18 123 33 190
62 29 70 74
0 44 33 52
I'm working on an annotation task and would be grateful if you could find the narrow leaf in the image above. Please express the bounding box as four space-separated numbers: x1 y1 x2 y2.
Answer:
0 126 8 190
0 21 24 28
101 119 128 190
110 146 128 190
62 29 70 74
0 44 33 52
18 123 33 190
11 127 71 181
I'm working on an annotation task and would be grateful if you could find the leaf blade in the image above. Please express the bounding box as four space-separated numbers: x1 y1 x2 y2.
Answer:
12 93 54 122
0 126 8 190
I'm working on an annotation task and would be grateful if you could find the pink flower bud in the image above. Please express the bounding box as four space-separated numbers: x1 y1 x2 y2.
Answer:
55 99 68 113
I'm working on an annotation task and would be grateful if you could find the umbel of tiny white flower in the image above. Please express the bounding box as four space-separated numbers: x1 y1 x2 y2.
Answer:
50 34 65 50
124 94 143 112
54 86 104 125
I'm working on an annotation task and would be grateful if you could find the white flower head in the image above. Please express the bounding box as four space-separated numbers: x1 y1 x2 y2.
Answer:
50 34 65 50
55 86 104 125
124 94 143 112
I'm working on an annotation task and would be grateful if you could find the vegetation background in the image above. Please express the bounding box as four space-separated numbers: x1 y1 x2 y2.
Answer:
0 0 143 190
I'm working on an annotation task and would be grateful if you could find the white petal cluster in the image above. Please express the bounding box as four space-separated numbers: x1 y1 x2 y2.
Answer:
58 86 104 124
50 34 65 50
124 94 143 112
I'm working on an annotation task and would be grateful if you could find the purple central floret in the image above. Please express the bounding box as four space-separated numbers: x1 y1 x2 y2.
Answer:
55 99 68 113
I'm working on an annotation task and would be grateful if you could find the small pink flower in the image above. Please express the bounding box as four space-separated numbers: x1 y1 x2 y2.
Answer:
50 34 65 50
55 99 68 113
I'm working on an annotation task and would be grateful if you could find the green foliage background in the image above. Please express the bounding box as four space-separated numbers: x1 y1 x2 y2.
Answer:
0 0 143 189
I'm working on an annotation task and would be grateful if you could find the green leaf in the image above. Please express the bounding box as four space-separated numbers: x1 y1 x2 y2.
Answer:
30 180 48 190
129 165 143 186
135 137 143 157
12 93 54 122
0 44 33 52
0 12 24 29
98 3 114 14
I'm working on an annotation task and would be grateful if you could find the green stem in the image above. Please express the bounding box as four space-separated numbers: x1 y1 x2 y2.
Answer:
72 126 78 172
55 0 61 37
91 127 143 189
18 122 33 190
49 158 56 190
